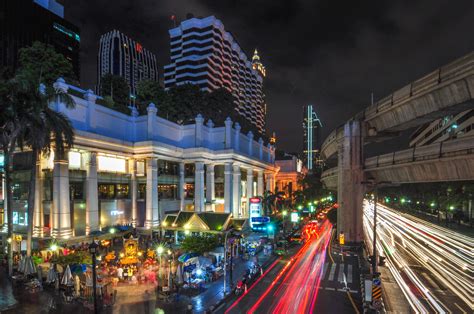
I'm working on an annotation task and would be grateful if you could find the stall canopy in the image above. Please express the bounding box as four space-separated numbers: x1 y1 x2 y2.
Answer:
162 211 233 234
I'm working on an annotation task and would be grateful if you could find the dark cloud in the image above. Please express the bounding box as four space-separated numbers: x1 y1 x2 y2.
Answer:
65 0 474 152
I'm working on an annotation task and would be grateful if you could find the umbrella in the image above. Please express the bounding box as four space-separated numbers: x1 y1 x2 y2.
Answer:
74 275 81 297
178 253 199 263
24 256 37 276
46 264 58 283
176 264 183 284
61 265 73 286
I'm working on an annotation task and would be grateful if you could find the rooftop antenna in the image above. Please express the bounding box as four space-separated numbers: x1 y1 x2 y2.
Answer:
371 92 374 105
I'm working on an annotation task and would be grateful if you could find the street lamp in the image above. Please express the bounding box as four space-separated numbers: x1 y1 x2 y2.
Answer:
282 210 288 236
88 241 99 314
223 229 234 296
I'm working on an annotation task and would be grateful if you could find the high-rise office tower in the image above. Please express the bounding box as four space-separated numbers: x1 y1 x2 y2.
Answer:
0 0 81 77
98 30 158 97
303 104 323 171
164 16 266 134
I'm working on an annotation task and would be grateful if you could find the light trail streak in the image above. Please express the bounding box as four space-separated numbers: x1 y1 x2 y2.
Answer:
248 220 333 314
363 200 474 313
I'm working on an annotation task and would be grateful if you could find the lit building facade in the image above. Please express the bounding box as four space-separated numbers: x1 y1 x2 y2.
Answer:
0 0 81 77
302 105 323 171
98 30 159 97
163 16 266 134
410 109 474 147
275 155 307 202
1 78 277 240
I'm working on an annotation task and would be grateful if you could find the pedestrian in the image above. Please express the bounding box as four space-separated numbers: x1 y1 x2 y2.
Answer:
117 266 123 280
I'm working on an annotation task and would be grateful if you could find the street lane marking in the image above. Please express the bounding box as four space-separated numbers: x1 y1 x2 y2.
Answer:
322 263 329 277
326 287 335 291
338 264 344 282
347 264 353 284
328 264 336 281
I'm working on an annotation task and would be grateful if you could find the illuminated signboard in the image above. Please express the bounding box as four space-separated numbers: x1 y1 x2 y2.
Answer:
291 212 299 223
98 155 126 173
249 197 262 228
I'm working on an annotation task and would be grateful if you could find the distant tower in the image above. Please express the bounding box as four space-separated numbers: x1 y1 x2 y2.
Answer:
98 30 158 97
252 49 266 77
303 105 323 171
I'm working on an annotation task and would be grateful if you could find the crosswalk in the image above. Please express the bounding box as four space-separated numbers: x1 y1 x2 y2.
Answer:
321 262 355 284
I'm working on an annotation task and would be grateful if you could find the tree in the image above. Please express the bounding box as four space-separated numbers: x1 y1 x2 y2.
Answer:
180 234 219 255
3 41 76 259
136 79 171 116
20 91 74 257
167 84 206 123
204 88 235 123
0 76 32 275
100 74 130 113
16 41 76 88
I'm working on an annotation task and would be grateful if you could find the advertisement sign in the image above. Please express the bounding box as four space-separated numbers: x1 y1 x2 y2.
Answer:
249 197 262 228
251 216 270 223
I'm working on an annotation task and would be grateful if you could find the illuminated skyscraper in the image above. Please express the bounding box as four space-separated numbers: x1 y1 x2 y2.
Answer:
98 30 158 97
164 16 266 134
303 105 322 171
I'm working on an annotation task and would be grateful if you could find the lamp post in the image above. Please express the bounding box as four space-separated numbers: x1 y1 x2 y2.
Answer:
88 241 99 314
361 180 392 275
282 210 288 236
223 229 233 296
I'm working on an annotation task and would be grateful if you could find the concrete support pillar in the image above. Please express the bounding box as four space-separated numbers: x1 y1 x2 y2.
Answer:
129 159 138 227
224 163 233 213
145 157 159 228
85 152 99 235
179 163 185 211
232 165 241 218
33 159 44 237
206 164 215 211
51 152 72 239
246 169 254 218
257 171 264 196
194 162 205 212
337 120 365 244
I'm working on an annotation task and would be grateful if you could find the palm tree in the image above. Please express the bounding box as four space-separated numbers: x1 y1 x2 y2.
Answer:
0 77 34 275
19 84 74 256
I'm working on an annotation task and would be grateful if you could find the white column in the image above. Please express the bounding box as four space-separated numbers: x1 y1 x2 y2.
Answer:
129 159 138 227
232 165 241 217
224 163 233 213
257 171 264 196
145 157 159 228
33 159 43 237
246 169 254 218
194 162 205 212
85 152 99 235
51 152 72 239
206 164 215 211
179 162 185 211
265 173 275 193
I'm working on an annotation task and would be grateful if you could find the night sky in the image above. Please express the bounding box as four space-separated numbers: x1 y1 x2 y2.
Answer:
65 0 474 153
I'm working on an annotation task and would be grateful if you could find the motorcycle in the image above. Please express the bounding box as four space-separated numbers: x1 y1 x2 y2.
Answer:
235 278 246 296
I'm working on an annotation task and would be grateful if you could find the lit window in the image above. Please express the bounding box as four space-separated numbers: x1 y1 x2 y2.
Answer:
136 161 145 176
68 151 81 169
98 155 126 173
